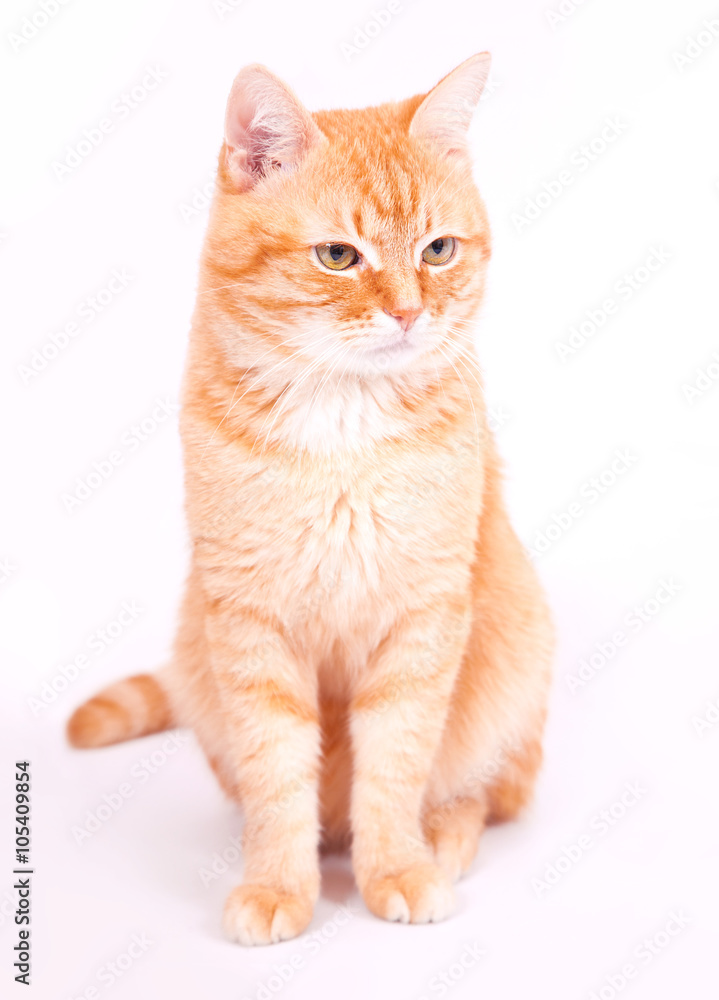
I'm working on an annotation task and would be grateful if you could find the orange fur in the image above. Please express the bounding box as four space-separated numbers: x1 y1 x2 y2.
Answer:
67 674 171 748
67 54 553 945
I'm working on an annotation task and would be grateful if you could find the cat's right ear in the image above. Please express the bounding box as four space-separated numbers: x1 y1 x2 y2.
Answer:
222 65 324 192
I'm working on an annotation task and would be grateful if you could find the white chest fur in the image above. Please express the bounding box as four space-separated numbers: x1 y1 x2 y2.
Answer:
270 375 411 453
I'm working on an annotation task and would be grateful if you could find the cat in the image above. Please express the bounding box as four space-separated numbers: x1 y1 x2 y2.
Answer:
67 53 554 946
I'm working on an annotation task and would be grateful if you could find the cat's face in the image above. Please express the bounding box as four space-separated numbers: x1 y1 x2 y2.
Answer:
202 57 491 385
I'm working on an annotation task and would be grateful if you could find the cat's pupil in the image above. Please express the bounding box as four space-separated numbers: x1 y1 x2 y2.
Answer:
431 239 444 254
329 244 344 260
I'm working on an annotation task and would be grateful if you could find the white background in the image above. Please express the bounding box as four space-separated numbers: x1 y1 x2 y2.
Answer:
1 0 718 997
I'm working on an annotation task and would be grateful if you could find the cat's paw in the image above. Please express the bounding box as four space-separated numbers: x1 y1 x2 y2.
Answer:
361 863 455 924
223 885 313 946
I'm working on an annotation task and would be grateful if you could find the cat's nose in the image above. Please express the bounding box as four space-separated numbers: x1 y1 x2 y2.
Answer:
383 304 423 333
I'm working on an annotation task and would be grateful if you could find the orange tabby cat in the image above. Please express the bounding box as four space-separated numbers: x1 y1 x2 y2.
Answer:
67 53 553 946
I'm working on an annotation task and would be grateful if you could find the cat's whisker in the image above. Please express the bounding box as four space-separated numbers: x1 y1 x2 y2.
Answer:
444 339 485 385
297 342 355 448
198 333 313 464
321 342 360 438
435 344 482 460
448 351 488 407
248 365 319 464
201 331 341 465
444 322 484 347
251 341 345 460
432 358 447 403
447 331 482 350
290 343 355 452
451 352 487 394
197 281 243 295
199 372 244 465
199 343 287 466
254 354 335 459
452 344 484 372
454 356 486 398
272 342 351 453
330 344 360 414
445 329 486 375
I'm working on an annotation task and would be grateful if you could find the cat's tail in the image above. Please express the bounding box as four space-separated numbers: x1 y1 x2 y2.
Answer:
67 673 174 749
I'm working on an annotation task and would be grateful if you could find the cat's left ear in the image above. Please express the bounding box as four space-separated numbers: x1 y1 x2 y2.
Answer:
409 52 491 157
222 64 325 191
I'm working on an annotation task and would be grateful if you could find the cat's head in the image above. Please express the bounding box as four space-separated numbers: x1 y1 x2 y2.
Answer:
202 55 492 383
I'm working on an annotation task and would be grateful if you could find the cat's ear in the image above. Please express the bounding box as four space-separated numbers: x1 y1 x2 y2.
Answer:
409 52 491 157
222 65 324 191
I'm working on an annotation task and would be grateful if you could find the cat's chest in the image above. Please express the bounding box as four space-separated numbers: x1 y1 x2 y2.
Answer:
190 401 484 656
222 438 482 625
275 375 409 452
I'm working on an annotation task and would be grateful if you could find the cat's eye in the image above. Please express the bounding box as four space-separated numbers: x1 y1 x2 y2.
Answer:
315 243 360 271
422 237 456 266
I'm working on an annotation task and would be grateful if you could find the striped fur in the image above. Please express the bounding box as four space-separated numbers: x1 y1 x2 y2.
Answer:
67 674 172 748
67 54 553 945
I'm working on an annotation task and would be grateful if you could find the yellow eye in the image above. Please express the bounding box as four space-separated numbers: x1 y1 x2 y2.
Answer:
422 237 456 266
315 243 359 271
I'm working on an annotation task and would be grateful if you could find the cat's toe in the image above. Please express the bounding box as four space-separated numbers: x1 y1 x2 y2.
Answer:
223 885 313 946
362 863 455 924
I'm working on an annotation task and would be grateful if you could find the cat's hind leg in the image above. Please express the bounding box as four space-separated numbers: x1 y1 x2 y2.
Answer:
423 796 488 883
485 734 545 823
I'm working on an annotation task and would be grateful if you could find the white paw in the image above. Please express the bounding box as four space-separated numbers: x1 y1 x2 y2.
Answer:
223 885 313 946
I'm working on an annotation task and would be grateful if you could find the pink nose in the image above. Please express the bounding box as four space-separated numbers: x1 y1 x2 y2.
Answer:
383 305 423 333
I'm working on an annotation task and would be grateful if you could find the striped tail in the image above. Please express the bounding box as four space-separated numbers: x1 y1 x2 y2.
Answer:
67 673 174 749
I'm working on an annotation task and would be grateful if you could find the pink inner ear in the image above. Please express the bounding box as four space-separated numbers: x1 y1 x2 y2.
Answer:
223 66 323 189
225 94 254 159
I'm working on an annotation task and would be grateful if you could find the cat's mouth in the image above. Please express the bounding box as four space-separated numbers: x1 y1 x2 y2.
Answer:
380 332 412 352
354 333 426 372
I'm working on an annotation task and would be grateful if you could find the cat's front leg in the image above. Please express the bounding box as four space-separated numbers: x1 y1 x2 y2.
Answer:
350 598 470 924
204 600 321 945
